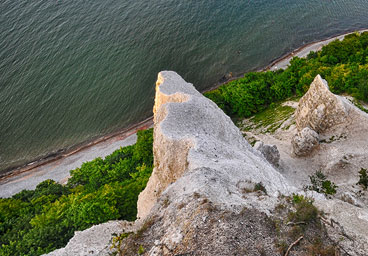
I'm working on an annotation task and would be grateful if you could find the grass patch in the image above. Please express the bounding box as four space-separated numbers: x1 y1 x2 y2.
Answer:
239 102 295 134
352 99 368 114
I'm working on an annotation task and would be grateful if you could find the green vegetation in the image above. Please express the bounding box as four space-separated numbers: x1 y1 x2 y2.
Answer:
275 195 336 255
205 32 368 118
111 232 132 255
0 129 153 256
352 99 368 114
357 168 368 189
239 102 296 134
138 245 145 255
254 182 267 194
304 171 338 197
288 194 318 224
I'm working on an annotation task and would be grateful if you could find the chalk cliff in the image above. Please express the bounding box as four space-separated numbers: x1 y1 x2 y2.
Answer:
137 71 293 219
46 72 368 256
292 75 350 156
295 74 348 133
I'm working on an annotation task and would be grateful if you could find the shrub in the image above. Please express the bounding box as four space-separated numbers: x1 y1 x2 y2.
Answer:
254 182 267 194
357 168 368 189
288 195 318 224
0 129 154 256
305 171 337 196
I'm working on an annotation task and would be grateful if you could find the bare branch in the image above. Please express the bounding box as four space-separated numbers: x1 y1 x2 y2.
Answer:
284 236 304 256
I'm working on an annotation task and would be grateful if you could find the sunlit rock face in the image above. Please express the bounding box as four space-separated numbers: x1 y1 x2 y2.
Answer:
295 74 348 133
292 75 350 156
137 71 293 220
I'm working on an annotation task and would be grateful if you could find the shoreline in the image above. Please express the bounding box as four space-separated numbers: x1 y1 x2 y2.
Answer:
1 28 367 192
0 117 153 183
203 28 368 93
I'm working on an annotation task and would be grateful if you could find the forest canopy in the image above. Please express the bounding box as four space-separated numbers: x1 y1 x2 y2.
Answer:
205 32 368 117
0 129 153 256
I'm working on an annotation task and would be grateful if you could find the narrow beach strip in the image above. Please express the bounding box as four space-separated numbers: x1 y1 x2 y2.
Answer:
204 28 368 94
0 117 153 198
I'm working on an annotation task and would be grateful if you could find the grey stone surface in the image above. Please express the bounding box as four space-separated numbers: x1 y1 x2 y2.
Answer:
254 141 280 166
292 127 319 156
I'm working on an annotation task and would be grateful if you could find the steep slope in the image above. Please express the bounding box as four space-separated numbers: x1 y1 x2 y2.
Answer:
137 71 293 219
239 75 368 255
46 72 368 256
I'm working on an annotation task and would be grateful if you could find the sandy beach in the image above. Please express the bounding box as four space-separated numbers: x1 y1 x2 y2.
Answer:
266 29 368 71
0 118 153 198
204 28 368 94
1 29 367 198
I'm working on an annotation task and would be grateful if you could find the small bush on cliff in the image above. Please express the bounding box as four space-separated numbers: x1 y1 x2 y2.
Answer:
0 129 153 256
288 195 318 224
254 182 267 194
304 171 337 197
357 168 368 189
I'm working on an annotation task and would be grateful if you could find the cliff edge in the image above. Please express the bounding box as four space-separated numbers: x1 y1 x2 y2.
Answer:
137 71 293 219
45 72 368 256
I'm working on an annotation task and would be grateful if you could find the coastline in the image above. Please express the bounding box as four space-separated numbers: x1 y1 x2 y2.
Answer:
203 28 368 93
0 117 153 181
1 28 367 197
0 117 153 189
0 117 153 197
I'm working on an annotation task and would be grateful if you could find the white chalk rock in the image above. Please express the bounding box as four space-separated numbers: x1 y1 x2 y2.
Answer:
295 75 348 133
254 141 280 167
292 127 319 156
43 221 136 256
137 71 293 219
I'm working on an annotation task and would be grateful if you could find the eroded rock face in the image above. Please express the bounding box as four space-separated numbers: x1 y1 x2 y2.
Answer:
137 71 293 220
45 71 368 256
254 141 280 166
295 75 348 133
292 127 319 156
292 75 350 156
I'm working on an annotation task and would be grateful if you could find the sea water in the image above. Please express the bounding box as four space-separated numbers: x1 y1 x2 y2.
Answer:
1 0 368 173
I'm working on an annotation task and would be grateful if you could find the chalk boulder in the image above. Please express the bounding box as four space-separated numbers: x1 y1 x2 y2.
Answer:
292 127 319 156
254 141 280 167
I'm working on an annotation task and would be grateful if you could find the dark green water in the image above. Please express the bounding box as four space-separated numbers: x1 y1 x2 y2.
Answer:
1 0 368 173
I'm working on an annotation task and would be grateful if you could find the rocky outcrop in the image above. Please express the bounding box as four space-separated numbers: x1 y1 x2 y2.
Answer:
44 221 137 256
137 71 293 219
292 75 349 156
254 141 280 166
292 127 319 156
45 71 368 256
295 75 348 133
